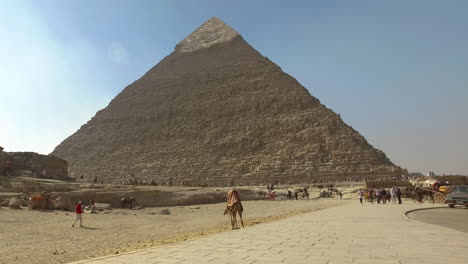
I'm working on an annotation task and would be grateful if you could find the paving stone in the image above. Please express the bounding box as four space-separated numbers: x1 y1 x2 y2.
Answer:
70 203 467 264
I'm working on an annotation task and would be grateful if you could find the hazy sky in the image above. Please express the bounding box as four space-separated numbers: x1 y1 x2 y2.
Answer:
1 0 467 175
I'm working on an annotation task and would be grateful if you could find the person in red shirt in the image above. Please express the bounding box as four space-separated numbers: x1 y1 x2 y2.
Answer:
3 158 13 176
72 201 84 227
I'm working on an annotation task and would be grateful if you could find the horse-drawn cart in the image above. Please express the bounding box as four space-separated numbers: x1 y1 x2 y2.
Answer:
410 177 456 204
414 185 452 204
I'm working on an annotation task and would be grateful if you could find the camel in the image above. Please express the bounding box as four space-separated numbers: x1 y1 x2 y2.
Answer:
29 192 50 210
224 188 244 230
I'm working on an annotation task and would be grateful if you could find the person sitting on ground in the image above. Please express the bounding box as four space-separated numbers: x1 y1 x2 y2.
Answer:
85 200 96 213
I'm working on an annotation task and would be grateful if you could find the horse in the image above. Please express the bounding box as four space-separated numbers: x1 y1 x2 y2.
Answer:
414 187 434 203
224 189 244 230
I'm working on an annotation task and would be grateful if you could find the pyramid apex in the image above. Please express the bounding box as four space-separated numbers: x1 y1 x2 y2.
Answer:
175 17 240 53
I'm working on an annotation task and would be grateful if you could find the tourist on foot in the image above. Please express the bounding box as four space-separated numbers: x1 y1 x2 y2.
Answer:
396 187 402 204
339 191 343 199
357 189 363 204
375 188 381 204
390 187 397 204
369 188 374 204
381 188 387 204
72 201 84 227
3 158 13 176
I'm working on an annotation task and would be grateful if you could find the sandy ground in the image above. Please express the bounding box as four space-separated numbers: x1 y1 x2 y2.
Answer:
0 198 349 264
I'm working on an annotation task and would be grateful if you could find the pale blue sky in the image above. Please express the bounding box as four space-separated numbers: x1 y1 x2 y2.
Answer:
1 0 467 174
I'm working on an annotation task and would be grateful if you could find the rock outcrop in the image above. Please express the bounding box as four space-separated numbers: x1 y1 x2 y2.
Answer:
54 195 72 211
8 197 22 209
52 17 404 185
0 147 69 180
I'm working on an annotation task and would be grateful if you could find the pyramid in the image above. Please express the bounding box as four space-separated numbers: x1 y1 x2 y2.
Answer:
52 17 403 185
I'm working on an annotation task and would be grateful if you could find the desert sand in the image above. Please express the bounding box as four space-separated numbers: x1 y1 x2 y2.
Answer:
0 198 349 264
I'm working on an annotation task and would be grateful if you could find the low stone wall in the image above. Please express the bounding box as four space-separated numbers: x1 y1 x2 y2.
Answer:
65 187 260 208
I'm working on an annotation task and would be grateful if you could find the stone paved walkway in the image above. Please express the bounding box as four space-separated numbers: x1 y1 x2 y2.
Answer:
72 202 468 264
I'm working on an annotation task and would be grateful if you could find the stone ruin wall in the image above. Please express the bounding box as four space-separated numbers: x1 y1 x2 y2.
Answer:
0 146 69 180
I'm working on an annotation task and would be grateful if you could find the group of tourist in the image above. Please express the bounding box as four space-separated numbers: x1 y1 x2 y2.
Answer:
357 186 403 205
285 187 309 200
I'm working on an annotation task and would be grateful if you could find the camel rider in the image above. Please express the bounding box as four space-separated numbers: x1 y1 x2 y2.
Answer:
432 181 440 191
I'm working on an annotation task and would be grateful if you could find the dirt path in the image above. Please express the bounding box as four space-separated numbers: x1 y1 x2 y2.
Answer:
0 199 347 264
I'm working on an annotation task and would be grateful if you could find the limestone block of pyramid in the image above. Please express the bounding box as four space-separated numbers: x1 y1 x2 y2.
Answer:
52 17 403 185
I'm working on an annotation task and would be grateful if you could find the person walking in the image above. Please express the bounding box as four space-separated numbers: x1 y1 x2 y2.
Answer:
381 188 387 204
72 201 84 227
375 188 381 204
339 191 343 200
390 187 397 204
396 187 402 204
368 188 374 204
357 189 364 204
3 158 13 176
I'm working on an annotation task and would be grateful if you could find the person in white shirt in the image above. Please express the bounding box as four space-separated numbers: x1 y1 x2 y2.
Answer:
357 189 364 204
390 187 397 204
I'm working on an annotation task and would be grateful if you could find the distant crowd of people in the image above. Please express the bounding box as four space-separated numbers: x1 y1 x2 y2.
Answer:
285 187 309 200
357 187 403 205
